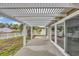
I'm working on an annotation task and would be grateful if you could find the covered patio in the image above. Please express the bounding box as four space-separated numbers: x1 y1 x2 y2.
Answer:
0 3 79 56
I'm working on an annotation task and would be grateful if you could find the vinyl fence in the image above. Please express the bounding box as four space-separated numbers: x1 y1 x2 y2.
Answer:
0 32 22 39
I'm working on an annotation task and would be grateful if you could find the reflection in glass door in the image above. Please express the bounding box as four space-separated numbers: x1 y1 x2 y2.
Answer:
66 17 79 56
51 26 55 42
57 23 64 49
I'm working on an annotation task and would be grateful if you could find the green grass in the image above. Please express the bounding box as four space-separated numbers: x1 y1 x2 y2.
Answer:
0 36 23 56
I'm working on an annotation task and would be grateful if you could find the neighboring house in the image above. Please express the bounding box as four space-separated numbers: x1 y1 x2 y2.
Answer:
0 27 12 32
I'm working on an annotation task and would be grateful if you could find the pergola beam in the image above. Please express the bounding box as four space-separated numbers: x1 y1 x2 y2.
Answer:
0 3 77 27
0 3 75 8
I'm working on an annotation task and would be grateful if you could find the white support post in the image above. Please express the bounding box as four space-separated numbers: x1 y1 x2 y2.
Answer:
31 26 33 40
47 27 50 40
49 27 52 41
64 21 67 51
44 27 48 40
45 27 48 40
22 24 27 46
55 24 57 43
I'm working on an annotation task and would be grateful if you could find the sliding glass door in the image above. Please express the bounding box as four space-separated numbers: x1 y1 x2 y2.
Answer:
65 16 79 56
50 15 79 56
51 26 55 42
57 23 64 49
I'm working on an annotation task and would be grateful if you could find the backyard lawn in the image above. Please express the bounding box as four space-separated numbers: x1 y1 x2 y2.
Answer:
0 36 23 56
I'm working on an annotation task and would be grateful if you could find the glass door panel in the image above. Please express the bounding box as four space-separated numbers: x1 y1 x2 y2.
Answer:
51 26 55 42
57 22 64 49
65 17 79 56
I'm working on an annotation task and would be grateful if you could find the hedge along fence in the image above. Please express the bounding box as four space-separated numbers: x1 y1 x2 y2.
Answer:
0 36 23 56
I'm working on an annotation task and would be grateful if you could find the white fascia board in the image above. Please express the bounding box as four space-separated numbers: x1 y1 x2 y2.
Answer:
0 3 73 8
50 10 79 27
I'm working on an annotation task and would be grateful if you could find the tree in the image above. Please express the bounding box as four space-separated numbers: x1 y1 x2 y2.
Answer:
0 23 5 28
19 24 23 32
33 26 42 34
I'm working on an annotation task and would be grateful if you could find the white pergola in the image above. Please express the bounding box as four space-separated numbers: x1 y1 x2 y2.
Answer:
0 3 78 46
0 3 78 26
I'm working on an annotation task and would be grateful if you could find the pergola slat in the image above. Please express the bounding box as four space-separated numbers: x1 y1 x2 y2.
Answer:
0 3 76 26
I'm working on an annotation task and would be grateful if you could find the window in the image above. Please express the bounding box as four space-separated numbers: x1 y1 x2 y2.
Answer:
51 26 55 42
57 23 64 49
65 17 79 56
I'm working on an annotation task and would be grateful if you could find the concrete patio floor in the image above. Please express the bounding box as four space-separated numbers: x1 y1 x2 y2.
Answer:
15 46 55 56
15 37 63 56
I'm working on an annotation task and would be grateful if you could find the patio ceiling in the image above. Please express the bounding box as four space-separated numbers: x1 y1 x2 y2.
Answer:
0 3 78 26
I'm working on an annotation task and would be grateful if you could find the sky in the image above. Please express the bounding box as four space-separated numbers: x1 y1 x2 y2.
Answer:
0 16 21 24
